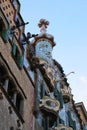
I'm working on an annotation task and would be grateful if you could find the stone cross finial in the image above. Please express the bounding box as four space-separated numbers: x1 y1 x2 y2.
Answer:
38 19 49 33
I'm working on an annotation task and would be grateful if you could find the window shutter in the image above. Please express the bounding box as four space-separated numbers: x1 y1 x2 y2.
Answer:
59 117 65 125
54 82 63 108
67 111 76 129
17 55 24 69
44 116 49 130
67 111 73 127
41 82 45 98
54 81 58 97
12 42 17 56
2 28 10 43
73 120 76 130
58 91 63 109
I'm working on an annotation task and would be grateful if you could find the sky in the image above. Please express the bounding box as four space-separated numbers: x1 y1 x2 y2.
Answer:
20 0 87 108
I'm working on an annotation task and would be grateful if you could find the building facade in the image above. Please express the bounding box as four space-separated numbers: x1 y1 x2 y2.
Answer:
26 18 87 130
0 0 87 130
0 0 35 130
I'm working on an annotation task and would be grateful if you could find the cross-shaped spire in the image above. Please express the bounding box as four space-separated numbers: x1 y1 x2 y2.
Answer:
38 19 49 33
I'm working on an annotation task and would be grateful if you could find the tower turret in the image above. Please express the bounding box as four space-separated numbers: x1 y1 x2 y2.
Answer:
30 19 56 64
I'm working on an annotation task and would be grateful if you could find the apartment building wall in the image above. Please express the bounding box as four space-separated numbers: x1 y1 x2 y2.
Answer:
0 0 35 130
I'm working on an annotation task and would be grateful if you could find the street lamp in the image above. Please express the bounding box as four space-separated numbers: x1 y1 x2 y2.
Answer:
65 71 75 77
56 71 75 82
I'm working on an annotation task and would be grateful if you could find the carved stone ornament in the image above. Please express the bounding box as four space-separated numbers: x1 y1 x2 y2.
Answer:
43 64 56 87
61 86 71 94
61 86 72 103
40 96 60 115
55 124 73 130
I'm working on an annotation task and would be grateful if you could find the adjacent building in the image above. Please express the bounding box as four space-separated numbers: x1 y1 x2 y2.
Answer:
0 0 35 130
0 0 87 130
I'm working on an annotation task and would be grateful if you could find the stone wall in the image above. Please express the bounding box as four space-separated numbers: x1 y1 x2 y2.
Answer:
0 37 35 130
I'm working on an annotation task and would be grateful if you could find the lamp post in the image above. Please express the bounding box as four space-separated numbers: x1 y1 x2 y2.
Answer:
56 71 75 82
65 71 75 77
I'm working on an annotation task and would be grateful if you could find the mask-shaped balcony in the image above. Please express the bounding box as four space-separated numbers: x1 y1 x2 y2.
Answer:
54 124 73 130
61 86 72 103
40 96 60 116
